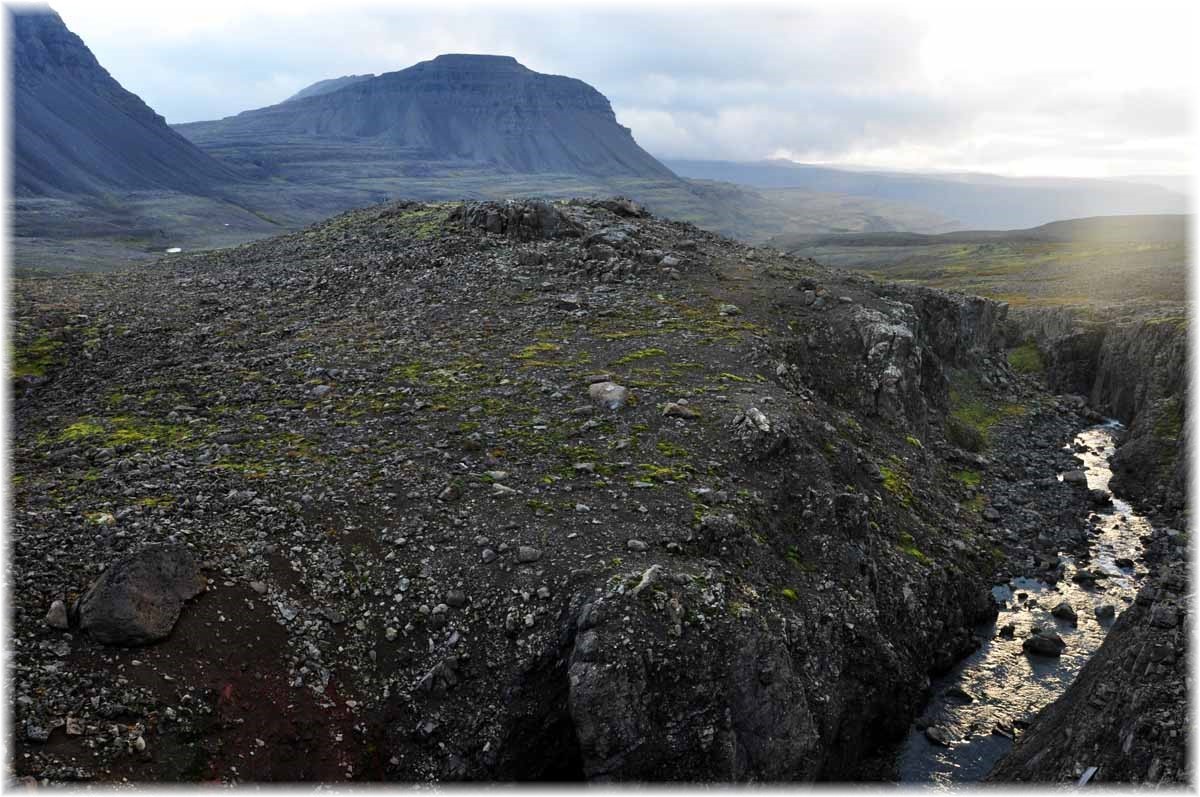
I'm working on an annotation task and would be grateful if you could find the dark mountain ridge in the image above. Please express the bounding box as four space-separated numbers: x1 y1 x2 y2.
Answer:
177 54 675 179
11 6 242 197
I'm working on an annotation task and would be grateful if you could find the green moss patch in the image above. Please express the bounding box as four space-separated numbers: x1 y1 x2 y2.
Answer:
898 532 931 565
12 333 65 379
57 415 201 449
952 468 982 488
1154 396 1184 443
947 375 1027 451
513 342 561 360
656 440 690 458
1007 342 1045 374
880 459 913 505
612 347 667 366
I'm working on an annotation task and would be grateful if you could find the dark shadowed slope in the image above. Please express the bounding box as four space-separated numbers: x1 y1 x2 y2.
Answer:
283 74 375 103
176 54 676 180
666 159 1187 231
11 6 243 197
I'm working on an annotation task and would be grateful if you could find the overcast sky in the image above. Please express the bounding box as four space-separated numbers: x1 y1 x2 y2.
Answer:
29 0 1197 178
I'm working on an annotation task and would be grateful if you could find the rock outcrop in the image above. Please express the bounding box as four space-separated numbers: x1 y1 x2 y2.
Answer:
561 554 996 780
784 281 1007 437
452 199 583 241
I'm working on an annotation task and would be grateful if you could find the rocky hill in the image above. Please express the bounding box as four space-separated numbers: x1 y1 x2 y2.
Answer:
9 198 1182 783
176 55 675 180
11 7 242 197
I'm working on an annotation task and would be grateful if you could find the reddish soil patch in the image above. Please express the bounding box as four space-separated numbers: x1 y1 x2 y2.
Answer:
18 580 379 783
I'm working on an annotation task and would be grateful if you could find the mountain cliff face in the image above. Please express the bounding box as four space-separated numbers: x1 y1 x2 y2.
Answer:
11 7 241 197
176 54 676 179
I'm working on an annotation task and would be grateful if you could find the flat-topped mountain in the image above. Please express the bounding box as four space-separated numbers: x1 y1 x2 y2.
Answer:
176 54 675 179
11 6 241 196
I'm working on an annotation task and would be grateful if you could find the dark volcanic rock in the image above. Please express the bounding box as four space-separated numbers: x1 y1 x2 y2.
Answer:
1050 601 1077 623
11 7 241 196
76 545 206 645
1022 628 1067 657
783 285 1006 438
453 199 582 241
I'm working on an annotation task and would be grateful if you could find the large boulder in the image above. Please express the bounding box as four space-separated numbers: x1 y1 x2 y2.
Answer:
76 544 206 646
1022 628 1067 657
588 381 629 411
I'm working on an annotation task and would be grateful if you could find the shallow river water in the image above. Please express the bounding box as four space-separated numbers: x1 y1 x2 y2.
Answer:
897 421 1152 785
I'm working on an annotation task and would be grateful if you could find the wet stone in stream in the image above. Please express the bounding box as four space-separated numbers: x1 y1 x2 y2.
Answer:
897 422 1150 784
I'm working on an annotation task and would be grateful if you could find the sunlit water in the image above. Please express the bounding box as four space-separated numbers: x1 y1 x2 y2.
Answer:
897 421 1151 784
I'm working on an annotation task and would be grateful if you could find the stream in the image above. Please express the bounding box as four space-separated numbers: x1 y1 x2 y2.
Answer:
896 420 1151 785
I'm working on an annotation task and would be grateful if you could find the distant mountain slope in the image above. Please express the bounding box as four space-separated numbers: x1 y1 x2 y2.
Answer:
665 159 1187 230
11 6 242 197
773 213 1190 249
177 54 675 179
1022 214 1188 243
283 74 374 103
771 214 1189 310
1116 175 1191 195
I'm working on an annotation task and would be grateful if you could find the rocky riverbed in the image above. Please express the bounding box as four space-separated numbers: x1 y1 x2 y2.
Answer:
896 422 1153 783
